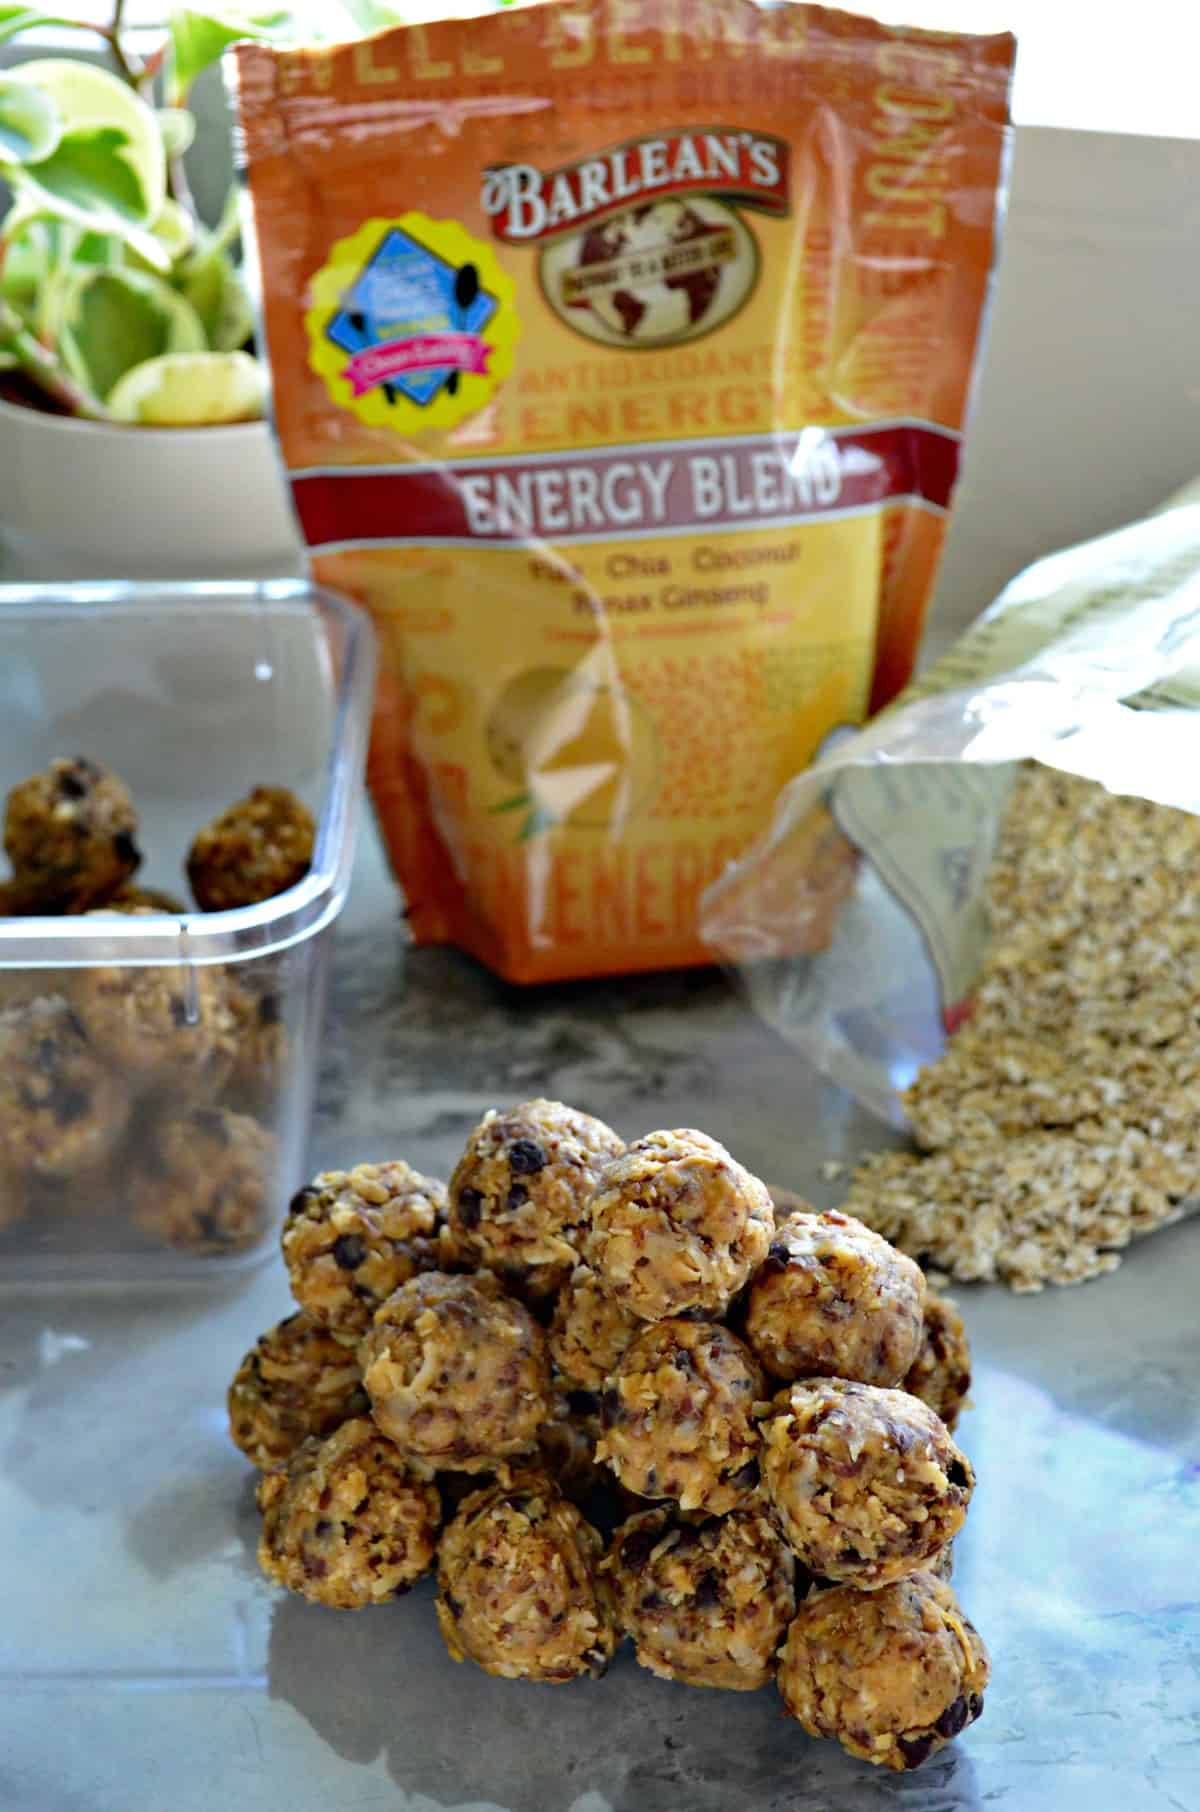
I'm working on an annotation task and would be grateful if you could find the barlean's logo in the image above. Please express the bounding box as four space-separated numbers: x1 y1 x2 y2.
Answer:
482 129 789 350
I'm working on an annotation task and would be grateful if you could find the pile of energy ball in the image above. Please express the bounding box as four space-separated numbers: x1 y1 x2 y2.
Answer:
0 755 314 1250
231 1100 988 1774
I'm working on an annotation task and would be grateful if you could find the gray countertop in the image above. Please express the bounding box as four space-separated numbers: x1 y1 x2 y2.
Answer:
2 818 1199 1812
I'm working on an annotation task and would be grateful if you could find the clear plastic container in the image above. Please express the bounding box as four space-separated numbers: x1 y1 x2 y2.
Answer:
0 579 375 1288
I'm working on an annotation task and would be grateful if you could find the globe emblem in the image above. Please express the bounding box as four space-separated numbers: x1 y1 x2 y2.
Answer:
543 195 758 348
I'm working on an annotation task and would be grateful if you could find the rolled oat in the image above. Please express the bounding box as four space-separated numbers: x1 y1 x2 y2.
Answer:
847 764 1200 1290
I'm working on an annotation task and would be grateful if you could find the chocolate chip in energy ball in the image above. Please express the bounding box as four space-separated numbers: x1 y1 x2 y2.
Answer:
509 1139 547 1174
333 1234 367 1271
935 1693 976 1740
620 1527 658 1572
693 1572 720 1608
58 766 89 800
456 1187 483 1229
49 1084 90 1125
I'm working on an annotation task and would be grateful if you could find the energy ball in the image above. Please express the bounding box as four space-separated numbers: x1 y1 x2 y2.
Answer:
187 784 314 912
438 1386 608 1513
0 966 60 1014
0 877 38 918
228 1310 368 1470
436 1471 615 1681
548 1263 639 1390
257 1417 440 1609
448 1099 625 1299
903 1291 972 1432
597 1319 764 1514
929 1543 955 1583
536 1386 609 1504
761 1380 973 1589
778 1572 989 1771
283 1161 446 1344
71 960 237 1096
4 756 140 911
744 1210 926 1386
799 1542 953 1594
607 1505 796 1690
224 977 288 1110
358 1271 551 1471
585 1129 774 1322
767 1184 817 1227
0 996 128 1179
133 1105 274 1251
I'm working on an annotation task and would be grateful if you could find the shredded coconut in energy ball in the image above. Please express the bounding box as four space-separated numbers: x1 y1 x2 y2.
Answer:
357 1271 551 1471
744 1209 925 1386
257 1418 440 1609
597 1318 764 1515
585 1129 773 1322
187 784 314 911
3 756 140 911
760 1379 972 1589
283 1160 447 1344
606 1505 797 1691
778 1572 989 1772
436 1472 615 1683
448 1099 624 1301
228 1310 368 1470
847 765 1200 1290
548 1263 639 1391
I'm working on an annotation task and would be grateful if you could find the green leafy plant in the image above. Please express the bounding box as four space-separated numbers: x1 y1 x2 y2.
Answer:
0 1 407 423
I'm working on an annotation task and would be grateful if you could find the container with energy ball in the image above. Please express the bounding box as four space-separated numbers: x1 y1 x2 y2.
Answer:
230 0 1014 983
0 580 374 1288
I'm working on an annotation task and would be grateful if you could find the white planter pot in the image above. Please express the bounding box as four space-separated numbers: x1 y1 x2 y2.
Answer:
0 395 304 581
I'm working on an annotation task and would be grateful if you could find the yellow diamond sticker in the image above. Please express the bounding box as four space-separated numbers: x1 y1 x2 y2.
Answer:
305 214 518 433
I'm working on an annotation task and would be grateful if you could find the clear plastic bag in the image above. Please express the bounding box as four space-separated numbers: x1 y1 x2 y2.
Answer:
703 493 1200 1130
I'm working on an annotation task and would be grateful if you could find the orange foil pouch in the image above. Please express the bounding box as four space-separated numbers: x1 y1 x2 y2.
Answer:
232 2 1014 982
